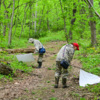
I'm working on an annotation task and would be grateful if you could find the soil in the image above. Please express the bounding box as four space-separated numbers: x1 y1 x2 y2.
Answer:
0 41 95 100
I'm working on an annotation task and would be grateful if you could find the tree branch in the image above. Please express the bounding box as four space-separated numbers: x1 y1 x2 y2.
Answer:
85 0 100 18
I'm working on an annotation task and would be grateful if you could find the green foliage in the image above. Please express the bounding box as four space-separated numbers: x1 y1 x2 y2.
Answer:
39 31 66 43
0 52 33 80
80 98 86 100
86 83 100 95
50 97 57 100
0 0 100 97
74 37 100 95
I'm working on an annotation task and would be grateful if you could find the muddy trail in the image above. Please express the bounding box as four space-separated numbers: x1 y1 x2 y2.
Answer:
0 41 94 100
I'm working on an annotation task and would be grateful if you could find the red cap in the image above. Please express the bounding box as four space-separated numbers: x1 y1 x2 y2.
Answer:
73 43 79 50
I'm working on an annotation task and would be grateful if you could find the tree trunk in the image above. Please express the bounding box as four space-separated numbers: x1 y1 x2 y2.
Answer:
69 3 76 40
47 11 50 30
59 0 67 40
3 0 8 36
3 48 35 54
32 12 34 31
19 4 27 39
8 0 15 45
29 2 32 38
59 0 67 33
89 0 96 47
38 5 44 32
55 4 58 30
0 0 1 34
13 0 20 37
34 2 37 35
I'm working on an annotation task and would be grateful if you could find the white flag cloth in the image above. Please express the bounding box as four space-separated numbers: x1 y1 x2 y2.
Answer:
16 53 34 62
79 69 100 87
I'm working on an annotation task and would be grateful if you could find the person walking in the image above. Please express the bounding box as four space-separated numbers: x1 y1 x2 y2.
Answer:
54 43 79 88
28 38 46 68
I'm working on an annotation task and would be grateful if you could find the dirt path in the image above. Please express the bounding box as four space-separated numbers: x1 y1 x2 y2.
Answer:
0 41 94 100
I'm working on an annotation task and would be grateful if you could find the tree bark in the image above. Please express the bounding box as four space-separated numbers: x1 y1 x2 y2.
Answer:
86 0 100 18
69 3 76 40
3 48 35 54
8 0 15 45
13 0 20 37
38 5 45 32
59 0 67 33
34 2 37 35
3 0 9 36
47 11 50 30
19 4 27 39
0 0 1 34
55 4 59 30
59 0 67 41
29 2 32 38
89 0 96 47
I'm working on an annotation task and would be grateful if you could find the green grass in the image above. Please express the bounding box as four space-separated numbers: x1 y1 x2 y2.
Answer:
0 30 100 97
50 97 57 100
0 52 33 80
39 31 66 43
73 38 100 96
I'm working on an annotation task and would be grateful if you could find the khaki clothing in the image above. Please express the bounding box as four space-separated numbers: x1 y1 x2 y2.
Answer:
38 54 43 63
56 44 74 64
55 61 68 79
29 38 45 63
55 44 74 79
29 38 45 53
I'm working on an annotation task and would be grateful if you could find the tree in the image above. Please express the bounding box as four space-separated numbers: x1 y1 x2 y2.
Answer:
34 1 37 35
69 3 76 40
0 0 1 34
88 0 97 47
59 0 67 33
8 0 15 45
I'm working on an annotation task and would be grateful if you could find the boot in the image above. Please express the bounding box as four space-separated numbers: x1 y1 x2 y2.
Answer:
37 62 42 68
54 77 59 88
62 78 67 88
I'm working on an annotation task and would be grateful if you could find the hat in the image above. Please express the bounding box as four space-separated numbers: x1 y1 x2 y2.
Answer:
29 38 34 43
73 43 79 50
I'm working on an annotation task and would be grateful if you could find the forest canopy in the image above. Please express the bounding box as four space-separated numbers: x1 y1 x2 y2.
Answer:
0 0 100 47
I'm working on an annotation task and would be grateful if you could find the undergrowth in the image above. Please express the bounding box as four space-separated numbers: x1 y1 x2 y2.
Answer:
0 30 100 98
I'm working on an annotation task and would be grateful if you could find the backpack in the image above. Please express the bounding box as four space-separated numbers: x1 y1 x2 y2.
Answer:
60 45 69 69
60 59 69 69
39 47 46 54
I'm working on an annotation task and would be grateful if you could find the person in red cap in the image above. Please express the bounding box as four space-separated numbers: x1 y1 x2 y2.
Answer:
72 43 79 50
54 43 79 88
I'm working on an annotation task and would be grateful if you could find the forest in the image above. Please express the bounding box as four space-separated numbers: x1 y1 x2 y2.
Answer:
0 0 100 100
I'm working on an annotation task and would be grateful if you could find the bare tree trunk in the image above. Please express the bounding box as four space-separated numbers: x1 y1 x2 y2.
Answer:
47 11 50 30
13 0 20 37
59 0 67 33
0 0 1 34
59 0 67 40
19 4 27 39
55 4 59 30
3 0 12 36
3 25 6 36
69 3 76 40
34 2 37 35
8 0 15 45
32 11 34 31
29 3 32 38
38 5 44 32
3 0 8 36
89 0 96 47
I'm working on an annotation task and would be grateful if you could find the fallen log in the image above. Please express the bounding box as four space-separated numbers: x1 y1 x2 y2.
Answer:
3 48 35 54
